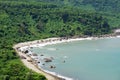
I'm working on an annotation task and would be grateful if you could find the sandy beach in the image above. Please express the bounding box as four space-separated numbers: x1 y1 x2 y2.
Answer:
13 32 120 80
13 44 62 80
13 37 95 80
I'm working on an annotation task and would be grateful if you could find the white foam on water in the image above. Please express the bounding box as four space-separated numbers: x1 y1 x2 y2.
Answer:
17 36 120 80
117 36 120 38
39 66 73 80
64 56 68 59
96 49 100 51
47 48 57 51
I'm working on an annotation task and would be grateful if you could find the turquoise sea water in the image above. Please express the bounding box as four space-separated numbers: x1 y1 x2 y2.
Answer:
31 37 120 80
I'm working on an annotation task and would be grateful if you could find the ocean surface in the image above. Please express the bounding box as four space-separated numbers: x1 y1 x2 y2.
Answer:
30 37 120 80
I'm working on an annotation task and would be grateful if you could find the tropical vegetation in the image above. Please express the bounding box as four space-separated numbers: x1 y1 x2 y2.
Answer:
0 0 120 80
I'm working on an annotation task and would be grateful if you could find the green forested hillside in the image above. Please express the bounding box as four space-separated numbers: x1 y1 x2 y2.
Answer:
0 0 120 80
20 0 120 13
82 0 120 12
2 0 120 12
14 0 120 27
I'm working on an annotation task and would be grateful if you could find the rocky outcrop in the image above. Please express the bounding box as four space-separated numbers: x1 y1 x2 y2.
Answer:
20 55 26 59
32 53 38 56
27 60 32 62
44 58 52 62
40 54 44 56
50 65 56 69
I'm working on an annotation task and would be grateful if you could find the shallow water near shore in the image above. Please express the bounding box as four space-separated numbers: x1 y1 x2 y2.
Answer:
30 37 120 80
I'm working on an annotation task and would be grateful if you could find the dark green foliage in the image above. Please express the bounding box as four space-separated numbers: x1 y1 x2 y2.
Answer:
0 1 112 37
82 0 120 12
14 0 120 13
0 0 119 80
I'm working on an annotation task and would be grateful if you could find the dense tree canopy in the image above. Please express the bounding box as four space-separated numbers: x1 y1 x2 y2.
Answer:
0 0 120 80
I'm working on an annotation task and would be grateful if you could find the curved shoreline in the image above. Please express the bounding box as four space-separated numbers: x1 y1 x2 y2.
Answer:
13 45 62 80
13 35 120 80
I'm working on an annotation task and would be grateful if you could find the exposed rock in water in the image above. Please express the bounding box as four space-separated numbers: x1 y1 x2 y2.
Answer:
32 53 38 56
63 60 65 63
50 57 54 60
44 58 52 62
24 50 29 54
50 65 56 69
42 64 45 65
40 54 44 56
37 61 40 63
30 47 33 49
